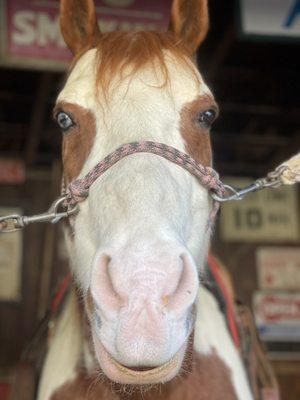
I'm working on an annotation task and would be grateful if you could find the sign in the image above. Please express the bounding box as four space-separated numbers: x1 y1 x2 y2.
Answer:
0 207 23 301
253 291 300 342
0 0 172 70
0 159 25 184
239 0 300 40
220 178 299 243
257 247 300 290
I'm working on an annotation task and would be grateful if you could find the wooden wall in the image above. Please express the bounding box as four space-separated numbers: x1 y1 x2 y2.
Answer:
212 196 300 400
0 169 64 368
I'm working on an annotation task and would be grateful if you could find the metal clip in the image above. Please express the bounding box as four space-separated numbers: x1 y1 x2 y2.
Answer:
211 170 285 203
211 183 262 202
0 196 79 233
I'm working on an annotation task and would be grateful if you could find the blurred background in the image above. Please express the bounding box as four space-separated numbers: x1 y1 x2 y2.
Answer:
0 0 299 399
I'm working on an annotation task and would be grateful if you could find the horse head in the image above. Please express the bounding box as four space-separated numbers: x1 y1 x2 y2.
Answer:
56 0 218 385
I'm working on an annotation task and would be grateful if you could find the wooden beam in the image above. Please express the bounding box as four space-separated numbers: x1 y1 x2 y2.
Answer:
212 132 289 147
0 91 33 103
37 160 62 319
24 73 53 165
214 161 271 177
219 102 300 120
206 25 235 80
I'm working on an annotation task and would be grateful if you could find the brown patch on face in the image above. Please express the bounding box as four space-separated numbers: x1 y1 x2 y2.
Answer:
54 102 96 182
180 96 218 166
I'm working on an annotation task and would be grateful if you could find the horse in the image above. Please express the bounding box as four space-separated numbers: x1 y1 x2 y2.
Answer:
37 0 254 399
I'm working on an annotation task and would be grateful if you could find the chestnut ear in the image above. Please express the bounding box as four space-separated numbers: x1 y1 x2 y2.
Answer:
168 0 209 55
60 0 101 55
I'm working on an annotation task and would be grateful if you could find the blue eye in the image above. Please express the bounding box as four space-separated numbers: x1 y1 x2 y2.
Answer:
198 109 217 127
57 112 74 131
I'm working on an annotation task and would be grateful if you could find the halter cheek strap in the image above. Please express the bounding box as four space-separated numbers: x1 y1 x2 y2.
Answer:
63 141 225 228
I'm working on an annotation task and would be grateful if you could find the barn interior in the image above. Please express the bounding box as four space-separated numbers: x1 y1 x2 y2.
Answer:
0 0 299 399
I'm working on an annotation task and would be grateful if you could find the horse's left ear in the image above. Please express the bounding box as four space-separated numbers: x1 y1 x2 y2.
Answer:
60 0 101 55
168 0 209 55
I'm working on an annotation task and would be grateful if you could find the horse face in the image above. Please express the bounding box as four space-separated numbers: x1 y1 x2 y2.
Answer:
57 0 216 385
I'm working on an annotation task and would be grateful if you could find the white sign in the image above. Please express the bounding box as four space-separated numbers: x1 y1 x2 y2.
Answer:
253 291 300 342
240 0 300 39
220 178 299 243
257 247 300 290
0 208 22 301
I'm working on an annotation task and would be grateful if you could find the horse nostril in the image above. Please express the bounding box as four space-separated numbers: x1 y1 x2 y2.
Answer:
91 254 120 316
166 253 199 318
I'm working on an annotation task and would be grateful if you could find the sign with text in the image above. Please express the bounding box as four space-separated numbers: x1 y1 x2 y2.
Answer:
239 0 300 40
220 178 299 243
256 247 300 290
253 291 300 342
0 0 172 70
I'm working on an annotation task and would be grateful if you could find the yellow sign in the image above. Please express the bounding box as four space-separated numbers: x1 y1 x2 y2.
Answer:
220 178 299 242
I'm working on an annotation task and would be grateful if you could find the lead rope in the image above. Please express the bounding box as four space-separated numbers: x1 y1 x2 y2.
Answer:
211 152 300 202
272 152 300 185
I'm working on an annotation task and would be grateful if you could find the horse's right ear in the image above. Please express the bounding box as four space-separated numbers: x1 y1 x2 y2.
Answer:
60 0 101 55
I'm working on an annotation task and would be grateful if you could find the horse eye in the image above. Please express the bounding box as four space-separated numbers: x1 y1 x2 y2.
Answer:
198 109 217 127
57 112 74 131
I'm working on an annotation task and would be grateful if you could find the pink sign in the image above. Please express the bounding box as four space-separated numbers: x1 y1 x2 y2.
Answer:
0 0 172 70
253 291 300 341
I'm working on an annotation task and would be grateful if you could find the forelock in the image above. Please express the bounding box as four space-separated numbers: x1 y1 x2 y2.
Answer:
70 31 199 98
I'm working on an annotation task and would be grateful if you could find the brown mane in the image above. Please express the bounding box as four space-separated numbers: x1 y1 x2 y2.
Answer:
71 31 197 96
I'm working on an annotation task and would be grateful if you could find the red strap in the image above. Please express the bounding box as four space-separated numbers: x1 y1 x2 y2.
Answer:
207 253 240 348
51 273 72 315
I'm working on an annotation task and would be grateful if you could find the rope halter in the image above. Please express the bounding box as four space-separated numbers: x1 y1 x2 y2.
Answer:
63 141 225 228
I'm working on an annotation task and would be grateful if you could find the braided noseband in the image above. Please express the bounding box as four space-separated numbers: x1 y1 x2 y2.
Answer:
64 141 225 228
0 143 297 233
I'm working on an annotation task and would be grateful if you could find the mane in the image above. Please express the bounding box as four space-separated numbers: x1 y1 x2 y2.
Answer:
92 31 197 96
95 31 190 88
